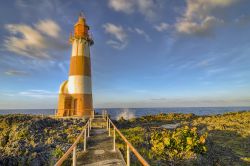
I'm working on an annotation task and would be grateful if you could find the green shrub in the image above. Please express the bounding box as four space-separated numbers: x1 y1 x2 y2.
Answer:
51 146 64 158
150 126 207 161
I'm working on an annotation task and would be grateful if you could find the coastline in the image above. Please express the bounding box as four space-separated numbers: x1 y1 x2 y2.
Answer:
1 106 250 117
0 110 249 165
114 110 250 165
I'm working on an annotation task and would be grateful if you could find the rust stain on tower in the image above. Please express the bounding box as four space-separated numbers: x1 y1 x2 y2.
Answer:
57 13 94 117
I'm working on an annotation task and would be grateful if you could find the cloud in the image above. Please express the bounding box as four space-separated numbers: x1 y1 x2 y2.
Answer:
206 67 227 75
106 40 128 50
154 22 170 32
151 97 167 101
134 28 151 41
35 19 60 38
108 0 162 21
234 14 250 26
129 27 151 41
4 70 28 76
4 19 67 59
176 16 223 36
108 0 134 14
103 23 127 41
58 62 68 74
176 0 238 35
103 23 128 49
18 89 57 98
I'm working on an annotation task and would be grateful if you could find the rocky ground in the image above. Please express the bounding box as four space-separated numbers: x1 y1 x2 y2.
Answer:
0 111 249 166
0 114 86 166
115 111 250 166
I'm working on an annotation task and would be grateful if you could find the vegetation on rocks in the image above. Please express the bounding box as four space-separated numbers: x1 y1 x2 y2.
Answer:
0 111 249 166
0 114 85 166
115 111 250 166
150 126 207 162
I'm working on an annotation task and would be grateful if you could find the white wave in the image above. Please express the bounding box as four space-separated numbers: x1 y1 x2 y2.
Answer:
116 108 135 120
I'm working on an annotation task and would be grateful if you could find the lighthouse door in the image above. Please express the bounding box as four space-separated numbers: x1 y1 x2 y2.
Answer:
73 99 77 115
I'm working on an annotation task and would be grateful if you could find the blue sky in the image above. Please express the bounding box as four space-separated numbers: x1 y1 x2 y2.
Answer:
0 0 250 109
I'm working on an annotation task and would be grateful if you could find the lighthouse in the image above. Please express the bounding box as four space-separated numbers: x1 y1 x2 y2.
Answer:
57 13 94 117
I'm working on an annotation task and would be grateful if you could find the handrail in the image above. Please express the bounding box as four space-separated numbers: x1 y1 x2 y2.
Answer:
54 111 150 166
108 117 150 166
54 119 90 166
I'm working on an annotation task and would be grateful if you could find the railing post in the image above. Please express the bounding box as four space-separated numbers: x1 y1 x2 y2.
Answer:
90 118 92 130
106 117 109 130
113 128 116 151
87 121 90 137
108 120 111 136
84 128 87 151
127 144 130 166
73 146 76 166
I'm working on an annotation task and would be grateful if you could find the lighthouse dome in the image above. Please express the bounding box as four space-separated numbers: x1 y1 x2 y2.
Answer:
59 80 68 94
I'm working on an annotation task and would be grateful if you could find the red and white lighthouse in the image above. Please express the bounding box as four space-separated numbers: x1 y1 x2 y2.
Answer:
57 14 94 117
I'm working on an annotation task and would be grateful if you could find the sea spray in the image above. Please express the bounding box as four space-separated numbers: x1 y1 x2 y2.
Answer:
116 108 135 120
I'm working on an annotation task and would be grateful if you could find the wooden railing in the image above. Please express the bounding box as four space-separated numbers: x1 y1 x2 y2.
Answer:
54 111 150 166
54 119 91 166
106 116 150 166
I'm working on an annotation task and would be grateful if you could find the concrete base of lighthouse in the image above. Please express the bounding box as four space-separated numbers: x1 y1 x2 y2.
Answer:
57 81 93 117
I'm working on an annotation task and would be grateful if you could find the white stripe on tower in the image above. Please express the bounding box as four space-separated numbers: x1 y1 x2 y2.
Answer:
71 40 77 57
84 42 90 57
68 75 92 94
71 40 90 57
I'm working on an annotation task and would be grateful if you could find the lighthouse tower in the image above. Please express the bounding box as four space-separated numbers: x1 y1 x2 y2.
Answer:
57 14 94 117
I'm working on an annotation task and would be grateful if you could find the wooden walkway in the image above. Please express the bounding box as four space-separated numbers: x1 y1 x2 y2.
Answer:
76 118 126 166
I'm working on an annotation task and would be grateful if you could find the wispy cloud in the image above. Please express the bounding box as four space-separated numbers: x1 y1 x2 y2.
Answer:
108 0 163 21
196 59 213 67
4 70 28 76
2 89 57 98
58 62 68 74
129 27 151 41
4 19 68 59
18 89 57 98
103 23 128 49
151 97 167 101
206 67 227 75
154 22 170 32
15 0 74 25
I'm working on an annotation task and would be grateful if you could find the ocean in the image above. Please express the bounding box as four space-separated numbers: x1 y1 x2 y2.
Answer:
0 107 249 120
